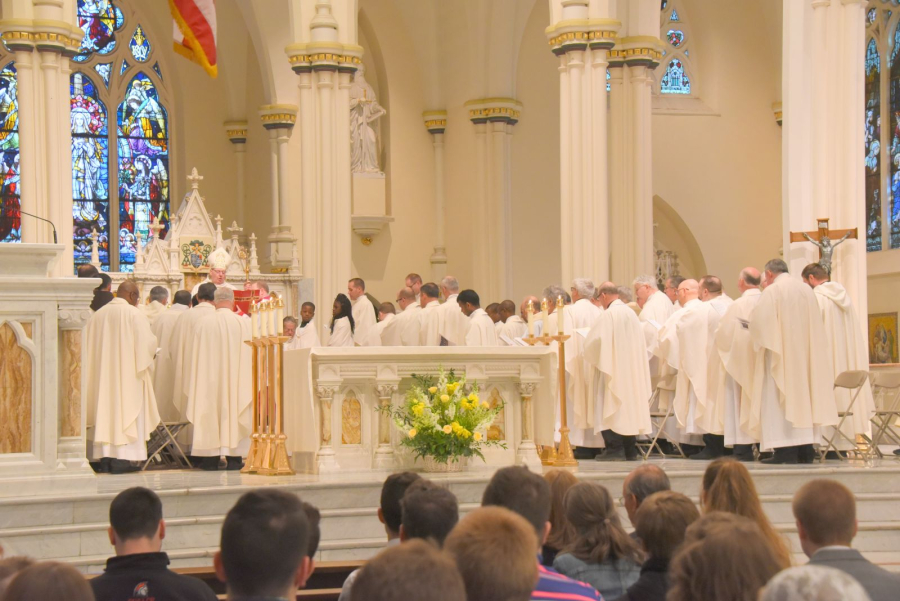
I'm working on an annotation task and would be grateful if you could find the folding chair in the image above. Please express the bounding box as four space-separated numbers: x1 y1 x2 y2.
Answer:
818 370 868 462
866 371 900 459
143 421 192 470
636 377 685 459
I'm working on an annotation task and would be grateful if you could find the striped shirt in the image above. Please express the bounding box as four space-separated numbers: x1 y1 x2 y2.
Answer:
533 562 604 601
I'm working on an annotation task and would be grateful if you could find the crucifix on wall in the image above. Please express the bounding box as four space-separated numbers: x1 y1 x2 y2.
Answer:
789 218 858 275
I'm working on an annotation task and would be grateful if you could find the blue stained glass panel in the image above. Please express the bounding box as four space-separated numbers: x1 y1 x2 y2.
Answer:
75 0 119 62
73 200 109 267
660 59 690 94
94 62 111 87
0 63 20 244
607 68 610 93
153 62 163 80
866 39 882 252
667 29 685 48
120 59 129 75
129 24 151 62
670 9 679 21
892 23 900 248
118 201 168 271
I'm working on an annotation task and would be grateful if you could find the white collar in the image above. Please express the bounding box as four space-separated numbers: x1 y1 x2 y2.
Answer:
741 288 761 298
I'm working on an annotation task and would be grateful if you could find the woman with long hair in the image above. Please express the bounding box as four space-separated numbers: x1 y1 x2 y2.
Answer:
700 458 792 568
328 293 355 347
542 469 579 566
553 482 644 599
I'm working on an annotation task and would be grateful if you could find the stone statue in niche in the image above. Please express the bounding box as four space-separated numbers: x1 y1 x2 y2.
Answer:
349 64 386 174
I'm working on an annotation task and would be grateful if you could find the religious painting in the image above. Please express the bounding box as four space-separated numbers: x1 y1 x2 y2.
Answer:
180 237 213 273
0 62 21 244
869 312 899 365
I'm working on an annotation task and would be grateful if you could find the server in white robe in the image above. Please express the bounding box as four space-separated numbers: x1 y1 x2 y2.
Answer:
802 263 876 449
438 276 468 346
418 283 442 346
139 286 169 327
750 259 838 464
498 299 527 344
584 284 653 461
327 294 356 347
286 317 321 350
458 289 499 346
392 287 422 346
169 283 218 421
150 290 191 422
374 302 401 346
190 248 236 296
185 287 252 470
566 279 603 449
348 278 377 346
85 280 160 472
486 303 503 337
714 268 762 460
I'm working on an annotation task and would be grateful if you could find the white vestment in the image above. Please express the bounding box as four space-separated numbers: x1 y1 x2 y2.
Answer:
150 303 188 422
498 315 528 344
697 294 734 436
185 308 252 456
327 316 355 347
465 308 499 346
583 300 653 436
140 300 167 327
715 289 761 446
567 299 603 430
286 319 320 350
375 313 401 346
351 295 377 346
656 299 707 444
437 294 468 346
190 279 236 296
814 282 876 447
419 300 442 346
169 302 217 419
749 273 838 450
395 303 423 346
85 298 160 460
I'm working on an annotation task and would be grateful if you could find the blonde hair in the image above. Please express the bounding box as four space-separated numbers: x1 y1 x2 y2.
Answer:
544 469 578 552
562 482 643 565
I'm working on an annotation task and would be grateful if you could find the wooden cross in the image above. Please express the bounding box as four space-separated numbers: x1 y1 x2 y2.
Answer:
789 218 858 260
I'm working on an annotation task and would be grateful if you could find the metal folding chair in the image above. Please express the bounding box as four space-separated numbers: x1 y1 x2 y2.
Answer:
636 377 685 459
818 370 868 462
143 421 192 470
865 371 900 459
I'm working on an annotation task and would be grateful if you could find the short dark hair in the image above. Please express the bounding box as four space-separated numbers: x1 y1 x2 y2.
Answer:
351 539 466 601
77 264 100 278
109 487 163 540
626 465 671 505
173 290 192 306
635 491 700 560
220 489 310 598
457 289 480 307
401 484 459 546
482 466 550 538
96 272 112 291
301 502 321 559
406 273 423 285
380 472 422 534
349 277 366 291
421 282 440 299
197 282 217 301
379 302 396 315
301 302 316 311
801 263 829 282
792 479 856 546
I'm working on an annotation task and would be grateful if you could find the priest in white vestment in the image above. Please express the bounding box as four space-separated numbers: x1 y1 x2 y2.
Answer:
714 268 762 460
374 302 401 346
406 273 423 304
498 300 527 344
190 248 237 296
348 278 377 346
566 279 603 450
150 290 191 422
185 287 252 469
169 283 218 423
438 276 468 346
327 294 355 347
750 259 838 464
393 287 422 346
583 284 653 461
85 280 160 473
418 283 442 346
802 263 876 449
458 289 499 346
140 286 169 327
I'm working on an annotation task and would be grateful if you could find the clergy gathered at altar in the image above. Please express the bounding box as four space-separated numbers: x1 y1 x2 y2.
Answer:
83 258 876 472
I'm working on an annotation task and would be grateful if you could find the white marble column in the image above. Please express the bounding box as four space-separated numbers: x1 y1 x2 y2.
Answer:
315 384 340 473
424 112 448 282
607 60 631 284
373 382 398 468
56 303 92 472
224 122 248 230
258 105 298 268
516 381 542 470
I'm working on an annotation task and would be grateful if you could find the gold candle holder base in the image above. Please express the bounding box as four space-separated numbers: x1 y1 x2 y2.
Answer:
241 432 262 474
272 434 295 475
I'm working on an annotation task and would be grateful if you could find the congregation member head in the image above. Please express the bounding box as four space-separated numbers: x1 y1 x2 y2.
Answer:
699 275 724 301
378 301 396 321
570 278 595 303
444 507 538 601
0 557 34 597
801 263 830 288
737 267 761 293
197 282 217 304
378 471 422 540
457 289 481 316
763 257 789 286
664 275 685 303
632 275 659 308
302 501 321 572
350 539 466 601
622 464 671 527
420 282 440 307
486 302 501 323
348 277 366 301
405 273 423 297
440 275 460 300
400 480 459 546
115 280 141 307
543 469 579 565
3 562 94 601
520 295 540 321
760 565 871 601
300 301 316 325
396 286 417 310
701 459 792 568
668 513 782 601
284 316 299 339
216 489 313 600
172 289 192 306
331 293 355 333
77 263 101 278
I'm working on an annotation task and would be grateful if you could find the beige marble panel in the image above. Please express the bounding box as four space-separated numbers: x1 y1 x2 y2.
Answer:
21 322 33 339
341 392 362 445
61 330 82 437
0 323 32 453
487 388 506 441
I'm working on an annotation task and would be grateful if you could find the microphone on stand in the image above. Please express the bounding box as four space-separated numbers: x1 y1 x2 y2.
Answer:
18 209 58 244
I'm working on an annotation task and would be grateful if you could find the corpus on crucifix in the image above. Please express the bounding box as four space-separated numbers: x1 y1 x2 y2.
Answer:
789 218 857 275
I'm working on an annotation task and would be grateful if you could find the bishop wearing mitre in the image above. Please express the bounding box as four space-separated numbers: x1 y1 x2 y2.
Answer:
190 248 236 296
150 290 191 421
348 278 377 346
583 283 652 461
802 263 876 450
184 287 252 470
750 259 838 464
85 280 160 474
714 268 762 461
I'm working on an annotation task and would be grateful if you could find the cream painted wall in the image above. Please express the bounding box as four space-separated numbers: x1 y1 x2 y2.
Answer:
241 52 275 270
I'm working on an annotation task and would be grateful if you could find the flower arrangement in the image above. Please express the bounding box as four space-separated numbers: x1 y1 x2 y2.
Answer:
381 369 506 467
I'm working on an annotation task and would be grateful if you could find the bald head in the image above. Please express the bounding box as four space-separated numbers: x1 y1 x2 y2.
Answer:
116 280 140 307
699 275 723 301
597 281 619 309
676 279 699 305
397 287 416 310
738 267 761 293
623 464 671 524
520 296 540 321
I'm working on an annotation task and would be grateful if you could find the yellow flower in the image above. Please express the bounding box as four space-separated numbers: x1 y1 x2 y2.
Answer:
482 401 490 409
474 432 483 441
442 425 453 434
428 386 438 394
448 382 459 392
440 394 450 403
408 428 417 438
412 403 424 417
451 421 461 432
468 393 478 402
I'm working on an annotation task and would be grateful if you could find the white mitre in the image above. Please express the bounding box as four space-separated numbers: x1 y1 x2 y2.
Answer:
209 248 230 271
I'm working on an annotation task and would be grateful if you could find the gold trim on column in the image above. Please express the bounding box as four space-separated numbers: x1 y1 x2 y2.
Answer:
285 42 364 73
258 105 298 130
465 98 522 125
224 121 249 144
772 102 783 126
423 110 447 134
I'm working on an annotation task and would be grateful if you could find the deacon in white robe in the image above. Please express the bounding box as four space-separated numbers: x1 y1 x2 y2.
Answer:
584 289 653 461
190 248 237 296
714 268 762 456
803 263 876 448
393 287 422 346
139 286 169 327
150 291 191 422
375 304 401 346
459 289 499 346
85 281 160 465
185 287 252 468
348 278 377 346
418 284 443 346
750 260 838 463
438 276 468 346
565 279 603 448
498 300 527 344
168 283 218 421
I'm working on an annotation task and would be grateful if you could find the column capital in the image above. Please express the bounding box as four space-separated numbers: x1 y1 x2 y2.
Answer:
423 110 447 134
611 36 664 69
286 42 363 74
546 19 621 55
224 120 249 144
258 104 298 130
466 98 522 125
772 102 783 126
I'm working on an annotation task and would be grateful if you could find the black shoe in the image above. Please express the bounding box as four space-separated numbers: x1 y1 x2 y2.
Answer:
761 447 799 465
90 458 112 474
732 444 755 462
823 450 847 460
596 449 626 462
689 446 724 460
573 447 601 460
680 444 704 457
199 457 221 471
894 448 900 456
798 444 817 464
225 456 244 471
109 459 141 474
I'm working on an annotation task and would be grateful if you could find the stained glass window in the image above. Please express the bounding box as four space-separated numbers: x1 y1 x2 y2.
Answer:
659 1 695 96
866 38 882 252
667 30 685 48
71 0 170 271
670 9 679 21
661 59 690 94
0 63 20 244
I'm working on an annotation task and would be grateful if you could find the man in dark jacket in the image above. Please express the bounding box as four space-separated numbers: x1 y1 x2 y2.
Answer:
90 487 217 601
